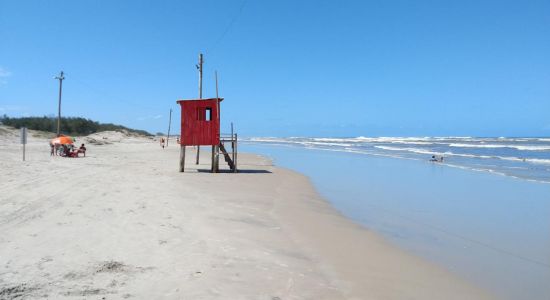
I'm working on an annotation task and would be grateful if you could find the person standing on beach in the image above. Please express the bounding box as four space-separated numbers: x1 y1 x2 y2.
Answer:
50 143 55 156
160 137 165 149
78 144 87 157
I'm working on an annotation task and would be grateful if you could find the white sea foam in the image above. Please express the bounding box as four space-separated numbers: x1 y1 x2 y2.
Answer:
375 146 440 156
525 158 550 165
258 136 438 144
374 146 550 166
312 138 357 143
246 138 353 148
251 136 550 146
247 137 304 144
247 137 284 142
449 143 550 151
513 145 550 151
302 141 353 147
354 136 435 143
248 137 550 161
449 143 508 149
390 141 434 145
245 137 550 183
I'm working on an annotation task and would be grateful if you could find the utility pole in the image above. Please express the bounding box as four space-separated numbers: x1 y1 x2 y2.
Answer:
166 108 172 147
55 71 65 136
213 71 220 172
215 71 220 120
198 53 203 99
196 53 203 164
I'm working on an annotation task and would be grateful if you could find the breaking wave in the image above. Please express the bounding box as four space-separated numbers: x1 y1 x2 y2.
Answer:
449 143 550 151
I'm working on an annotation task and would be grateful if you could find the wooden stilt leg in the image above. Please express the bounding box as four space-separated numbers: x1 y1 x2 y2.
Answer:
215 145 220 173
211 145 215 173
179 146 186 172
196 146 200 164
234 135 238 172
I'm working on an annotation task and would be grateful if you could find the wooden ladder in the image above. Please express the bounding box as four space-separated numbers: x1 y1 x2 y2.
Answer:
219 143 235 171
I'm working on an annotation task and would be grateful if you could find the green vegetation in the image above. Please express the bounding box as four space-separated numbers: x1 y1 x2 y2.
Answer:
0 115 152 136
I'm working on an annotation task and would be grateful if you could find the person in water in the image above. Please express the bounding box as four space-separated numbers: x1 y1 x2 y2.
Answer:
430 155 444 162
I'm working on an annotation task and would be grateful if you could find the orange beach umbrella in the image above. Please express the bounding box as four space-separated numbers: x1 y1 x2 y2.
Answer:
51 135 74 145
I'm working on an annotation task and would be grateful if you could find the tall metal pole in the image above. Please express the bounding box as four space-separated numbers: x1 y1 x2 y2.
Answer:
55 71 65 136
196 53 203 164
166 108 172 147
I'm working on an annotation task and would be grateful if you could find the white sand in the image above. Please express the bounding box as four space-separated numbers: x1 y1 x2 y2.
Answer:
0 126 493 299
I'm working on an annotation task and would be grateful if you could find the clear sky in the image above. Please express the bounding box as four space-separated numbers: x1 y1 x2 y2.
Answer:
1 0 549 137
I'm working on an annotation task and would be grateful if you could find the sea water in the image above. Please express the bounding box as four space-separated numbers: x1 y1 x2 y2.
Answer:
247 137 550 183
241 137 550 300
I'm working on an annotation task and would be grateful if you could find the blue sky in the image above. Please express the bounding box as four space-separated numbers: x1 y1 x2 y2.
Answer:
1 0 549 137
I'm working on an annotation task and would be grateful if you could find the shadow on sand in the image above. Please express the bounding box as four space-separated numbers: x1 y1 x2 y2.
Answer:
196 169 272 174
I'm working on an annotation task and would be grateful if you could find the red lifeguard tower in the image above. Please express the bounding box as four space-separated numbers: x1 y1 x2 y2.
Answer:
176 97 237 173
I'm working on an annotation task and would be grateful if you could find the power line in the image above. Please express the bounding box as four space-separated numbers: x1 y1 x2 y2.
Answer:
205 0 248 55
71 77 160 111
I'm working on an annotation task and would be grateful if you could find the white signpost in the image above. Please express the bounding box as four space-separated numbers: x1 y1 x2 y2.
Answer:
21 127 27 161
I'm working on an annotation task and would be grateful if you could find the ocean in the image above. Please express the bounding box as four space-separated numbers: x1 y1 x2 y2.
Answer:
246 136 550 184
241 137 550 300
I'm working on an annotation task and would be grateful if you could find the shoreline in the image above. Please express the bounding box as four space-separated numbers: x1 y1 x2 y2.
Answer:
263 164 493 299
242 143 550 300
0 129 493 299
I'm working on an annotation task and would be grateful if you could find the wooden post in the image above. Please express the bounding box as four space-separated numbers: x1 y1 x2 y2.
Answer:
166 108 172 147
196 53 203 165
179 145 186 172
211 145 215 173
230 122 234 166
21 127 27 161
215 145 220 172
234 133 238 172
211 145 220 173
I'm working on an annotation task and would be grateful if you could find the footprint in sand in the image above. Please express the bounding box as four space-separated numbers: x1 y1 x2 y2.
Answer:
191 271 203 278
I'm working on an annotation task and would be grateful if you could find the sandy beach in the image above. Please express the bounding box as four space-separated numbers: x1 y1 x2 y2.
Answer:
0 126 493 299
